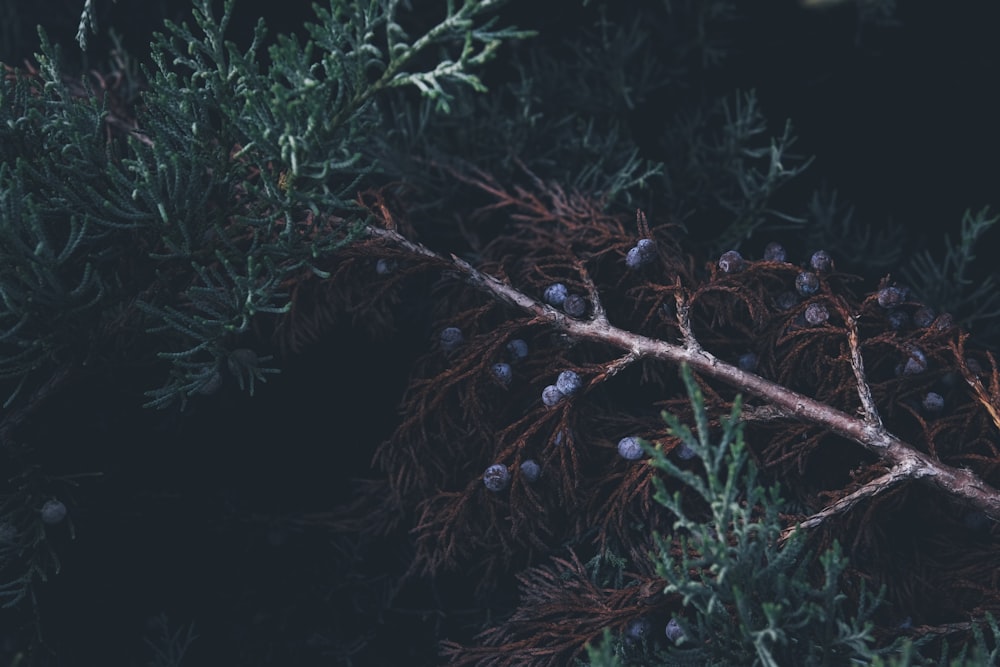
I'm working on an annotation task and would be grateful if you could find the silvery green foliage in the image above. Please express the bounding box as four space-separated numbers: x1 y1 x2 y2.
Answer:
0 468 67 609
2 0 530 411
657 90 812 254
802 186 905 275
639 364 896 665
143 613 198 667
902 207 1000 337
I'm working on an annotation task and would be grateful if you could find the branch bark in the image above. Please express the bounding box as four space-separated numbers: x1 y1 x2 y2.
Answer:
368 225 1000 530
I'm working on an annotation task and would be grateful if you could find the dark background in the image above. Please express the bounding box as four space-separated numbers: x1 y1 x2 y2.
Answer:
1 0 998 665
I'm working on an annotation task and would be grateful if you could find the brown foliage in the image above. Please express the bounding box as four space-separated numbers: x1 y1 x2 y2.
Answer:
283 165 1000 664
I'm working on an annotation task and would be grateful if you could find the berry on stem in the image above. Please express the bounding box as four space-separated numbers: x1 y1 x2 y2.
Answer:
877 286 905 308
544 283 568 307
440 326 464 353
617 436 643 460
505 338 529 362
491 362 512 387
718 250 745 274
902 346 928 375
922 392 945 414
542 385 564 407
763 242 787 262
805 302 829 326
41 499 67 525
795 271 819 296
556 370 582 396
563 294 586 317
483 464 510 492
520 459 541 483
810 250 833 272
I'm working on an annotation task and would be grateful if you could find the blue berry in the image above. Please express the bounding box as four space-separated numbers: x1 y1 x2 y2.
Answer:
491 362 512 387
625 618 651 641
665 618 685 643
902 347 927 375
636 238 656 258
625 246 645 270
922 392 944 414
877 286 905 308
795 271 819 296
556 370 582 396
804 302 829 326
913 306 935 328
544 283 568 307
563 294 587 317
439 326 464 353
737 352 758 372
520 459 541 483
775 291 799 310
40 499 67 525
483 464 510 492
810 250 833 272
553 430 567 447
763 242 787 262
887 310 909 330
718 250 745 274
375 258 396 275
676 443 697 460
505 338 529 362
542 384 565 407
617 436 643 460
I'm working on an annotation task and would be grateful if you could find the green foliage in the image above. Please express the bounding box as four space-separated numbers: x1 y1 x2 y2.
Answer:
587 364 895 666
901 206 1000 337
0 465 69 610
142 613 197 667
0 0 529 410
657 89 812 253
585 365 1000 666
647 364 888 665
802 185 907 274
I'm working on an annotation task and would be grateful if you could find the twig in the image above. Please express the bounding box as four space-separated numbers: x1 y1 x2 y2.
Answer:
779 460 921 544
844 307 884 431
370 224 1000 525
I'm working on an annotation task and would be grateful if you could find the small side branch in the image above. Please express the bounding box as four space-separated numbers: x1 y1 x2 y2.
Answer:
845 309 884 431
779 460 922 544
